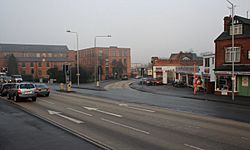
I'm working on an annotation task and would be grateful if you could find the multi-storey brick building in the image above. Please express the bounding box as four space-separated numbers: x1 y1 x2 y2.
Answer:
79 46 131 80
0 43 76 80
214 15 250 96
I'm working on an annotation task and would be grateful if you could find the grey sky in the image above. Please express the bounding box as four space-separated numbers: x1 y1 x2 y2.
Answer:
0 0 249 64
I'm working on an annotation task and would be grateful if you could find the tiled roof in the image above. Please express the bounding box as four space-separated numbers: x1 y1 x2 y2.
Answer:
215 16 250 41
0 43 69 52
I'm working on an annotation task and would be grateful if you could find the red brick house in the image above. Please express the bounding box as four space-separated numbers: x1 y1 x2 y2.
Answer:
0 43 76 80
214 15 250 96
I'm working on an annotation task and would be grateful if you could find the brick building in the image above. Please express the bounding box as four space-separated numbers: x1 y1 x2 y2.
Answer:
214 15 250 96
151 52 202 85
79 46 131 80
0 43 76 80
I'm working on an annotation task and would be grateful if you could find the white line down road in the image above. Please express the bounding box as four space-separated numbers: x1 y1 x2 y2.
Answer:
118 103 155 113
48 110 84 124
83 106 122 118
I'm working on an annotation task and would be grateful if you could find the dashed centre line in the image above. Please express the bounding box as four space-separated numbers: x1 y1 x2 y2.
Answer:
66 108 93 117
184 144 204 150
101 118 150 135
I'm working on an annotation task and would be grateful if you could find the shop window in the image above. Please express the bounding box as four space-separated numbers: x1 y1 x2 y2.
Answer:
225 47 240 63
216 76 232 91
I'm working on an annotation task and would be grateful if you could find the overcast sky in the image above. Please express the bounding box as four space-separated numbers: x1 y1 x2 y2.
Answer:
0 0 250 64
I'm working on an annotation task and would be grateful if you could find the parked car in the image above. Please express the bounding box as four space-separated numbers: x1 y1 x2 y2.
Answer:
35 83 50 97
0 83 15 96
151 78 163 86
8 83 37 102
121 75 128 80
11 75 23 82
3 76 12 83
172 81 187 88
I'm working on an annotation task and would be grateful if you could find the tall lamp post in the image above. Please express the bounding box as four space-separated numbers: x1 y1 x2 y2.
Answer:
66 30 80 87
94 35 112 87
226 0 235 101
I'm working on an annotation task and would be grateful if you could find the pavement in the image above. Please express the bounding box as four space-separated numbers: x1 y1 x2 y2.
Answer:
69 79 250 106
129 81 250 106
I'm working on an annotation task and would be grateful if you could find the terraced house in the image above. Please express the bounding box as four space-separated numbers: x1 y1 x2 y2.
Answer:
214 15 250 97
0 43 76 81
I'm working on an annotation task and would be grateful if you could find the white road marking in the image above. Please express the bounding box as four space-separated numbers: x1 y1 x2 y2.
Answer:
101 118 150 135
48 110 83 124
66 107 93 117
119 103 155 113
184 144 204 150
83 106 122 118
241 137 250 141
40 100 55 105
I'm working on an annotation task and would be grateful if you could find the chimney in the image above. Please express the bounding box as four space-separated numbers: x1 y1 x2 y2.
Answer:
224 16 231 32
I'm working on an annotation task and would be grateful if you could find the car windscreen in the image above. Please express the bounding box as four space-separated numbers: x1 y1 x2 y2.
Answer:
20 84 35 89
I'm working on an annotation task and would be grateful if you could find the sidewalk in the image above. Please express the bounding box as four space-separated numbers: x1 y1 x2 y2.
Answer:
130 82 250 106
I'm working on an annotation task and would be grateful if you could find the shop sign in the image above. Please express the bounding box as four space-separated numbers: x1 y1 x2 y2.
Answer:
242 76 249 87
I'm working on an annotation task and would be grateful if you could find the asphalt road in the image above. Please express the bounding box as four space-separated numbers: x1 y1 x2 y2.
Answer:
3 89 250 150
51 80 250 123
0 98 102 150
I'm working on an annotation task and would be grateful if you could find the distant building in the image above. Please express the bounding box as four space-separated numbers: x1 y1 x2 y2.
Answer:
0 43 76 80
151 51 202 85
214 15 250 96
78 46 131 80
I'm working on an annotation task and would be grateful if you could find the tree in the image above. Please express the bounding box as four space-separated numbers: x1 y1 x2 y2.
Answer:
7 54 18 76
112 60 126 79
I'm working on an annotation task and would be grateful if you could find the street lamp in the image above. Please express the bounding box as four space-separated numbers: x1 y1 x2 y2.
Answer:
226 0 235 101
94 35 112 87
66 30 80 87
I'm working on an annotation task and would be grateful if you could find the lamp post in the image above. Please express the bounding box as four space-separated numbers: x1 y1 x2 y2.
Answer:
226 0 235 101
94 35 112 87
66 30 80 87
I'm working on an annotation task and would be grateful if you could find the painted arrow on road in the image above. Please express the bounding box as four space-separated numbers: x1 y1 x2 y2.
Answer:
83 106 122 118
118 103 155 113
48 110 84 124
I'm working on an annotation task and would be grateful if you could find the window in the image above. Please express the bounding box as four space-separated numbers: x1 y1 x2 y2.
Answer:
119 49 122 57
42 53 46 57
225 47 241 63
205 58 210 67
46 62 50 67
48 53 52 57
38 70 42 76
124 50 127 57
230 24 243 35
99 50 103 57
112 50 116 57
22 70 26 75
30 62 34 67
212 57 215 64
38 62 42 67
248 51 250 59
36 53 41 57
22 63 25 67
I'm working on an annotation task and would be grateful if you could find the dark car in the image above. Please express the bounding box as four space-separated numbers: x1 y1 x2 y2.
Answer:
121 75 128 80
35 83 50 97
0 83 15 96
8 83 37 102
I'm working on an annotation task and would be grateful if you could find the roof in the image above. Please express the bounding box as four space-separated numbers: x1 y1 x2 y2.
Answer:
0 44 69 52
215 15 250 41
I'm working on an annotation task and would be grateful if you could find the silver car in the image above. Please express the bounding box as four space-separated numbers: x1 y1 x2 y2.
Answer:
8 83 37 102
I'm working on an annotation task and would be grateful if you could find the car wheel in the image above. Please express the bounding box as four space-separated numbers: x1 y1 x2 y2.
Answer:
32 97 37 102
13 95 19 102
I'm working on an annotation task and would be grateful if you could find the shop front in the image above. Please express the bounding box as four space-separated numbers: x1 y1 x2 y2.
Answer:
215 72 238 96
